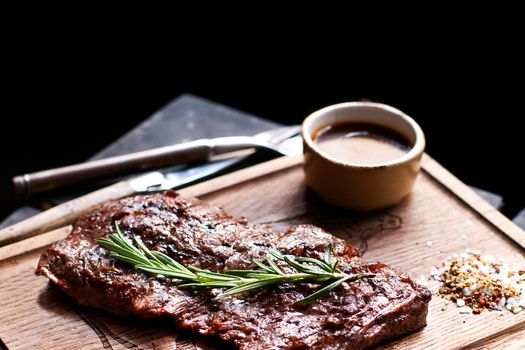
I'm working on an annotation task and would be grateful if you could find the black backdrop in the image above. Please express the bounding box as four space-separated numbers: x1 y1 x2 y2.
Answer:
2 53 524 221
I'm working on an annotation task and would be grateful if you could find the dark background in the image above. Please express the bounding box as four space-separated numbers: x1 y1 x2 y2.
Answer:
2 43 524 221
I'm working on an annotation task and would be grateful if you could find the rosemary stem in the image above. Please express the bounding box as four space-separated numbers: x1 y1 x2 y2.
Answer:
191 272 348 288
278 272 346 281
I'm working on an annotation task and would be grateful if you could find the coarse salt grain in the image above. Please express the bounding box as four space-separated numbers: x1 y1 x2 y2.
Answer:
430 267 440 280
459 306 472 314
496 297 506 310
416 276 427 286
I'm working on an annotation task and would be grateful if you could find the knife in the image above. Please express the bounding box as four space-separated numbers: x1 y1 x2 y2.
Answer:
0 130 302 246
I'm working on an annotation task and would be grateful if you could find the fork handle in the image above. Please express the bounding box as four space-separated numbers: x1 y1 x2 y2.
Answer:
13 137 265 198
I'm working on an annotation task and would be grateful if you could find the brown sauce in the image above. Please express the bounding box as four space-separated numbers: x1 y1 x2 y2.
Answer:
313 122 412 165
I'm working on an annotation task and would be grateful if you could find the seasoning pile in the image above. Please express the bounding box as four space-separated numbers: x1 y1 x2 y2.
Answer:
432 250 525 315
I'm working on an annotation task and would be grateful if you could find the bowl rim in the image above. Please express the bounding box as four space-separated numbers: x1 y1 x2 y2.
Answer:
301 101 426 169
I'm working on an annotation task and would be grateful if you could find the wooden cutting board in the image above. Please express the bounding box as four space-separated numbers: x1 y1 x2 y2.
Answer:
1 154 524 350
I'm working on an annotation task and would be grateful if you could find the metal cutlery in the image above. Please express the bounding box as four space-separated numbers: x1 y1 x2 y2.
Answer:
0 126 303 246
13 125 302 198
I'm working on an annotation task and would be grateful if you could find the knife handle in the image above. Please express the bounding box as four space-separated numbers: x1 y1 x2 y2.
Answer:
13 140 213 198
0 180 135 247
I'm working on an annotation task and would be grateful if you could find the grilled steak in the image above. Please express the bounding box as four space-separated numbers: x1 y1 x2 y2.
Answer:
37 190 431 349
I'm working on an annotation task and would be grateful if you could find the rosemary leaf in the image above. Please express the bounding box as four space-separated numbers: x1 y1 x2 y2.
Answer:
331 260 340 273
253 259 275 274
224 270 261 277
109 253 150 267
266 255 284 275
135 265 196 280
283 256 323 275
324 242 334 266
295 256 332 272
268 248 285 260
181 281 244 288
296 275 351 305
194 272 240 282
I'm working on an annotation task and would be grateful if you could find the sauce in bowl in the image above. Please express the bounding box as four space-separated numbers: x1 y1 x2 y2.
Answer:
313 122 412 165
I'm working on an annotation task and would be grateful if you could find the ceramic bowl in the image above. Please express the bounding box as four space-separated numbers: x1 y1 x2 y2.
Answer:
302 102 425 211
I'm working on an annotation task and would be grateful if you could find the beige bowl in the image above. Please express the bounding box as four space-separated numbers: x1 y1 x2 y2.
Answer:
302 102 425 211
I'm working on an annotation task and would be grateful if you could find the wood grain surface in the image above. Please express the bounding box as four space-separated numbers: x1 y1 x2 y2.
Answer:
0 155 524 349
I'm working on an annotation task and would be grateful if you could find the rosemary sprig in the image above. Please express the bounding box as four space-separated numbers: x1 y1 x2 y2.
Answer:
97 222 374 304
